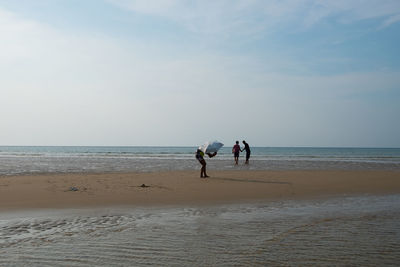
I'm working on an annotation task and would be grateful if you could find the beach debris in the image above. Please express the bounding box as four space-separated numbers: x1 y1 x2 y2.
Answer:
140 184 150 188
69 186 79 192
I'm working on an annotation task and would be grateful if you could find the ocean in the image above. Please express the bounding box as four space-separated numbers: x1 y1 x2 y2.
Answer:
1 146 400 266
1 146 400 175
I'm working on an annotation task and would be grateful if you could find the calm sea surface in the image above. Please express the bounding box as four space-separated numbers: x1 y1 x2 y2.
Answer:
1 146 399 266
1 146 400 175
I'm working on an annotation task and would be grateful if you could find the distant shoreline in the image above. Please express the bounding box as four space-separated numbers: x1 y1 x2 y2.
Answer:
1 170 400 211
0 146 400 149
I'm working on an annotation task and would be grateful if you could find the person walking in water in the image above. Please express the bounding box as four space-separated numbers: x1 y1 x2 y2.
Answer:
242 140 251 164
195 149 217 178
232 141 241 165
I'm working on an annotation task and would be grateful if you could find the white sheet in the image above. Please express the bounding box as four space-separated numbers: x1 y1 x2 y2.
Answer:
199 141 224 153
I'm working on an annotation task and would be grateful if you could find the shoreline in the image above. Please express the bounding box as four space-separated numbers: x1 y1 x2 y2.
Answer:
1 170 400 211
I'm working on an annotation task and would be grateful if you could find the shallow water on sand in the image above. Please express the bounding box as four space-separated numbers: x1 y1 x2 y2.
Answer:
1 195 399 266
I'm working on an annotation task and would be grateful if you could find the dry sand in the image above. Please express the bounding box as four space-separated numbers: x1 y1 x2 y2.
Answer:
0 170 400 210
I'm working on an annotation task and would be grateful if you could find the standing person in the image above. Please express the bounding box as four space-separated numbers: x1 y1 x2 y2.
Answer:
242 140 251 164
195 149 217 178
232 141 241 165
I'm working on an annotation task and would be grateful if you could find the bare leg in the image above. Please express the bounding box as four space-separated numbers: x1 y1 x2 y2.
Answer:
200 160 208 178
203 162 209 177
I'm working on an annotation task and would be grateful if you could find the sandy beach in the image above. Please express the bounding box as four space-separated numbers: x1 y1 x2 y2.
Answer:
1 170 399 210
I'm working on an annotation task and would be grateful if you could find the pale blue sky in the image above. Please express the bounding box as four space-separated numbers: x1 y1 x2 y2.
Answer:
1 0 399 147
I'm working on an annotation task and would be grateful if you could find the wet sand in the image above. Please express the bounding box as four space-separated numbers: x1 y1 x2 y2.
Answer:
0 170 400 210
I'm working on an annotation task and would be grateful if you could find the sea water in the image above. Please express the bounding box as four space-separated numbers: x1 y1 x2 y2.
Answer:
1 195 399 266
1 146 399 175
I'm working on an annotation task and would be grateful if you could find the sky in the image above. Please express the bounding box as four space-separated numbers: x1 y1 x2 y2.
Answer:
1 0 399 147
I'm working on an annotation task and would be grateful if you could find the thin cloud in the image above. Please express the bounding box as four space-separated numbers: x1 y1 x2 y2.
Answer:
108 0 400 36
380 14 400 29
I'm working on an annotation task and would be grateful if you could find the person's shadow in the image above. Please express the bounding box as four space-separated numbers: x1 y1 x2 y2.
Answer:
210 177 291 185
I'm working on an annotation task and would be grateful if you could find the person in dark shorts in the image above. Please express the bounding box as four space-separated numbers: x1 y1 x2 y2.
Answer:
242 140 251 164
195 149 217 178
232 141 241 165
